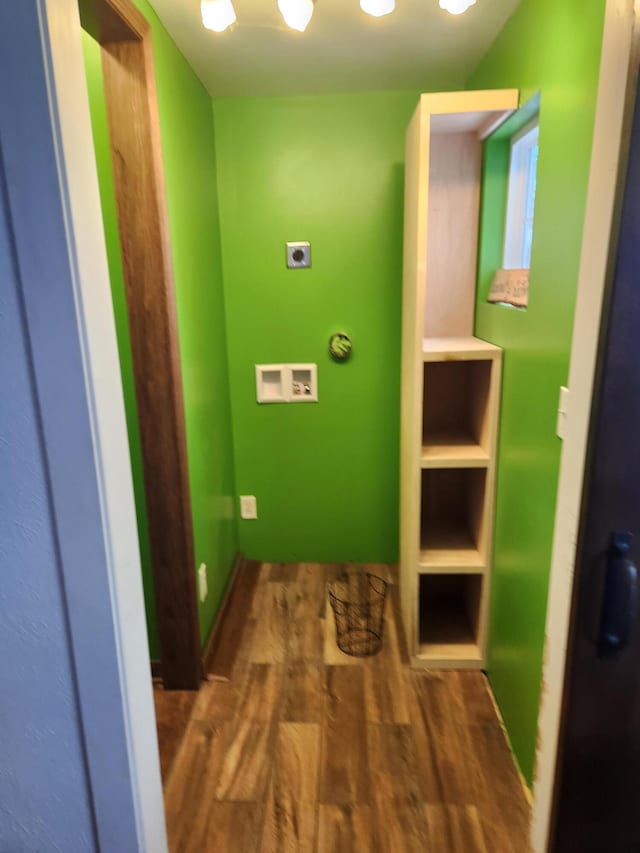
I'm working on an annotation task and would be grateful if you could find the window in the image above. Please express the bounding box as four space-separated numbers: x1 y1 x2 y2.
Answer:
503 118 539 270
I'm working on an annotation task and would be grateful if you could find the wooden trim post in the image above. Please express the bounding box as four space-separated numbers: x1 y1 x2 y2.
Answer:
79 0 201 689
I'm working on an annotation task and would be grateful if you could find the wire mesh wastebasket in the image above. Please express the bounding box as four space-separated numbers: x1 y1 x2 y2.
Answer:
328 569 388 657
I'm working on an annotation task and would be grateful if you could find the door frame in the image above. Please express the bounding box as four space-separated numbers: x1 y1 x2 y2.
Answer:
7 0 637 847
0 0 168 847
531 1 639 849
78 0 201 690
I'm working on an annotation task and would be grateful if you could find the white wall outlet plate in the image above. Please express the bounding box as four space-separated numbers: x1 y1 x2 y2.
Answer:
198 563 208 602
256 364 318 403
286 241 311 269
240 495 258 520
289 363 318 402
256 365 286 403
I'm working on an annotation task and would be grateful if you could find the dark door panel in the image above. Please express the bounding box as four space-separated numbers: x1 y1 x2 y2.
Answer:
551 67 640 853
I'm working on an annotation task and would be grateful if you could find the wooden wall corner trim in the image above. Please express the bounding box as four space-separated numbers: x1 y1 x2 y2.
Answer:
81 0 202 690
78 0 148 44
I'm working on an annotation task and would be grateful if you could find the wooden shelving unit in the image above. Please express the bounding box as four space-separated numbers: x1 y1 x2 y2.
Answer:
400 90 518 670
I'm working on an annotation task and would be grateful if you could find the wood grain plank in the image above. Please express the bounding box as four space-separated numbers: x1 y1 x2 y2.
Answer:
469 722 531 853
248 563 272 626
281 661 324 723
214 721 275 802
388 583 410 665
320 666 369 805
458 671 498 723
317 805 373 853
364 614 410 724
298 563 329 614
235 663 283 723
410 671 477 804
372 779 430 853
289 564 325 661
425 804 488 853
153 687 197 783
260 723 320 853
204 557 261 680
368 722 430 852
214 664 282 802
367 724 423 802
321 563 349 618
199 802 265 853
161 561 531 852
269 562 300 583
250 582 291 664
192 679 238 723
404 672 449 803
164 719 228 852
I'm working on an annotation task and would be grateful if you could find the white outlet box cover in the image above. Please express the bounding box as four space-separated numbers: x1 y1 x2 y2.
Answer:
240 495 258 519
256 364 318 404
289 363 318 402
256 365 286 403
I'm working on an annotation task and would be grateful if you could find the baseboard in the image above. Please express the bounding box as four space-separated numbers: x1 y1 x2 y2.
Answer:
201 550 246 678
150 659 163 682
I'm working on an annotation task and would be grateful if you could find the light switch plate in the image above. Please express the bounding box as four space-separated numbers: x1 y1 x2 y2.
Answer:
198 563 208 602
240 495 258 519
557 386 569 440
286 241 311 269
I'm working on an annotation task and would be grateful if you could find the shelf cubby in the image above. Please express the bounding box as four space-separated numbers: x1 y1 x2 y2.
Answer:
420 468 487 571
422 359 493 468
417 573 484 667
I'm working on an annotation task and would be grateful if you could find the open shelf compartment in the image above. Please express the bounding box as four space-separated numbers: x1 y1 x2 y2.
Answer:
417 573 483 664
420 467 487 571
422 359 493 467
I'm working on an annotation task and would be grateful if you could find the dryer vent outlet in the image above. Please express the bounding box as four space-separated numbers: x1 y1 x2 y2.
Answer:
286 242 311 269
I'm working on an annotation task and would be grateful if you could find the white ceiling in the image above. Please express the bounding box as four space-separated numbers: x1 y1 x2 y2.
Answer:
150 0 521 98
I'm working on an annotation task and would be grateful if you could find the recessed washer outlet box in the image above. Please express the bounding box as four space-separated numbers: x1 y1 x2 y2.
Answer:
286 241 311 269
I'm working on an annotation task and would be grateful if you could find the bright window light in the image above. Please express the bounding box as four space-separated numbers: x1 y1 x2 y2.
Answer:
439 0 477 14
503 118 540 269
360 0 396 17
278 0 315 32
201 0 236 32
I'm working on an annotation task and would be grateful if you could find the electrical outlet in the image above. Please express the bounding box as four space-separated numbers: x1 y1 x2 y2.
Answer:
198 563 208 602
240 495 258 520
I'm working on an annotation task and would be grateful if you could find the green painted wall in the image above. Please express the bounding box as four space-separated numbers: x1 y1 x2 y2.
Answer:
214 91 441 562
469 0 606 783
82 2 237 653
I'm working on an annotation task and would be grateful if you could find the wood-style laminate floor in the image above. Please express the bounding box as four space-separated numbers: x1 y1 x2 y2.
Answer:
162 563 531 852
